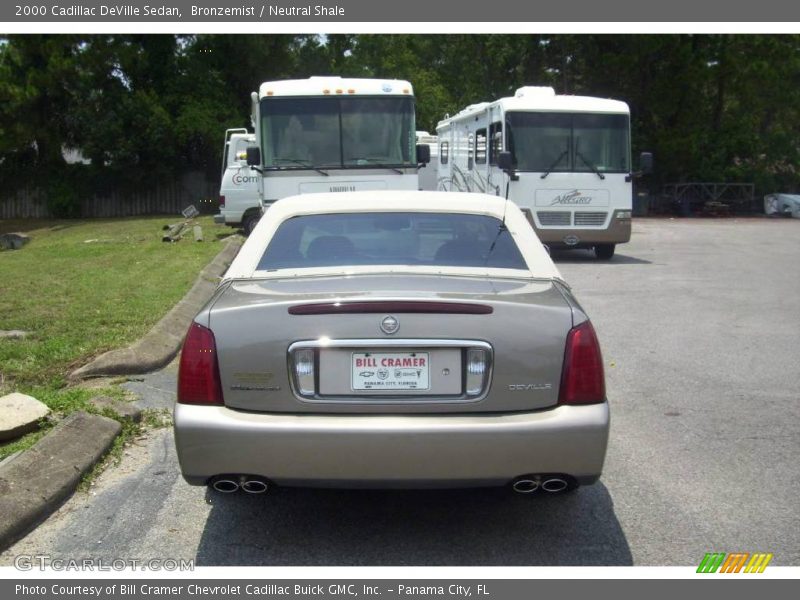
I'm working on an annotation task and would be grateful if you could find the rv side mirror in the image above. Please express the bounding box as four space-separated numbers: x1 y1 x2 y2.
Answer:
246 146 261 167
498 151 513 172
416 144 431 165
639 151 653 174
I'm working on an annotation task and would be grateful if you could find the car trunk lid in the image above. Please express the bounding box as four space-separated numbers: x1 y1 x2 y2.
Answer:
209 274 572 414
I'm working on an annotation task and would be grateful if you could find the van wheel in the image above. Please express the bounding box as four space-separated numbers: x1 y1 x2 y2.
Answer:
242 213 260 236
595 244 616 260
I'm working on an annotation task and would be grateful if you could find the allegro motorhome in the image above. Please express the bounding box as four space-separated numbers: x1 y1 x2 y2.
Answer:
436 86 651 259
225 76 429 232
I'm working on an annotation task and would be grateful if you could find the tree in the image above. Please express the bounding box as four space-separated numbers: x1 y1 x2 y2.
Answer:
0 35 83 171
3 33 800 203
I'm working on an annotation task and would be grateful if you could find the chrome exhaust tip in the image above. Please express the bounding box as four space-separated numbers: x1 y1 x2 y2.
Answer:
541 478 569 493
210 477 240 493
241 477 269 494
512 478 540 494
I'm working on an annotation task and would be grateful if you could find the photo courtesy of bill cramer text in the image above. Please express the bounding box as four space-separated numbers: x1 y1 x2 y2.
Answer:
9 579 798 600
12 582 493 600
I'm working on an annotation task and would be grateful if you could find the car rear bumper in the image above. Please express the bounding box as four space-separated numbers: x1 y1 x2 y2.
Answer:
173 402 610 488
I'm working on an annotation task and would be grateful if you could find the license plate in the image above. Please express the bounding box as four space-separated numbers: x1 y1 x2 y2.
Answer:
351 352 430 391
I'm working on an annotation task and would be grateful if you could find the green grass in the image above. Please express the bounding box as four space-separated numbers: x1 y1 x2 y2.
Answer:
0 216 230 451
0 427 50 462
0 385 130 460
0 216 225 388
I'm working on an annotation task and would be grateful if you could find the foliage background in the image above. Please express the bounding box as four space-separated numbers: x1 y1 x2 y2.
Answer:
2 34 799 214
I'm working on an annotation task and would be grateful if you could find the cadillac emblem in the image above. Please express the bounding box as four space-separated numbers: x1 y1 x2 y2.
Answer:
380 315 399 335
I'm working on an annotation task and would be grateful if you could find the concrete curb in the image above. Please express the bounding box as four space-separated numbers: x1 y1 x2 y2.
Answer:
90 396 143 423
70 237 243 379
0 411 121 551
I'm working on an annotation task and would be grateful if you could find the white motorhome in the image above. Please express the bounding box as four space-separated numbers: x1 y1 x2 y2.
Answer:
215 128 262 234
241 76 428 224
436 86 651 259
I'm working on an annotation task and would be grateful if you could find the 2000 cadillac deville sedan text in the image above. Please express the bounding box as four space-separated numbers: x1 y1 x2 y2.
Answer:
173 191 609 495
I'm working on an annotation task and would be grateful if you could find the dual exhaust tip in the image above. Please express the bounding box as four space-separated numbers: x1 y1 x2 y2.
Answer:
512 475 572 494
210 475 270 494
212 474 571 495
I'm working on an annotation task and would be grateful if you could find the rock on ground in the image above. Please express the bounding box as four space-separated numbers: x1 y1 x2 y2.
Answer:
0 233 30 250
0 393 50 441
0 331 28 339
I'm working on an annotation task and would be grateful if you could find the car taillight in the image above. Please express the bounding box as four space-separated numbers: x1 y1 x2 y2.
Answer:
559 320 605 405
177 322 223 405
219 195 225 208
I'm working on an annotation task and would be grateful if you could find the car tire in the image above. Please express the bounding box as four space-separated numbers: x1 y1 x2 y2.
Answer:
595 244 615 260
242 213 260 236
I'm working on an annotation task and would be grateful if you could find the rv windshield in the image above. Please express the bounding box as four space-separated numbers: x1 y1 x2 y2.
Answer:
506 112 630 174
260 96 416 170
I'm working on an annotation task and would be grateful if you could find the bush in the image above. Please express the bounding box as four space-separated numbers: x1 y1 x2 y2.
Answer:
46 178 80 217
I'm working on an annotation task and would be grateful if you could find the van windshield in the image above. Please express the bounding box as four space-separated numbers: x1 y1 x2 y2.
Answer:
257 212 527 271
506 112 630 173
260 97 417 170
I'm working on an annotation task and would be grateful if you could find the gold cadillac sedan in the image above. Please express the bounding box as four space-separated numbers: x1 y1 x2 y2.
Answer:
173 191 609 495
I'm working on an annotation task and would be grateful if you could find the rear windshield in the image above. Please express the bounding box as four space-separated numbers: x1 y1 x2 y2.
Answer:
257 212 527 271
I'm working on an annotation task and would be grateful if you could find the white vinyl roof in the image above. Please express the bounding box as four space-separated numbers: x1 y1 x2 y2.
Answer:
223 191 563 282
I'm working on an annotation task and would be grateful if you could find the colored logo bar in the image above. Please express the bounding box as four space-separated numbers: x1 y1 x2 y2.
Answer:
697 552 773 573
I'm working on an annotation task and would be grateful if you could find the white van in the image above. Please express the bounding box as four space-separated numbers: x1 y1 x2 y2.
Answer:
214 129 262 235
